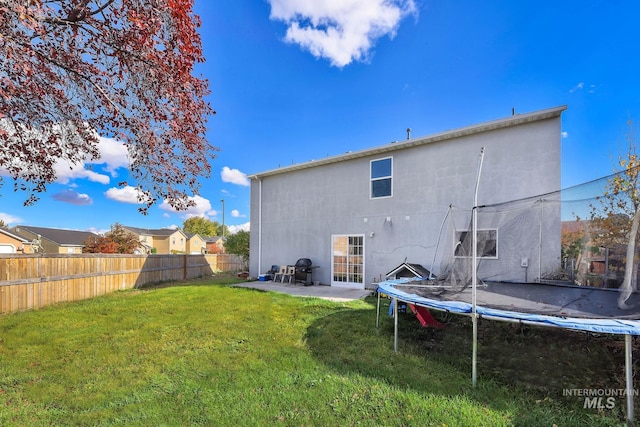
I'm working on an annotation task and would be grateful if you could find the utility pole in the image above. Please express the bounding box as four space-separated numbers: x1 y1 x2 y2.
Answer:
220 199 225 239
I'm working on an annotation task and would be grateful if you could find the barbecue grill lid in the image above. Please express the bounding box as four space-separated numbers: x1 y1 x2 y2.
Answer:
295 258 312 267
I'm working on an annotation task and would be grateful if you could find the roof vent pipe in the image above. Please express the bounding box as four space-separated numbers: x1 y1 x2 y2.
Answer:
406 128 412 140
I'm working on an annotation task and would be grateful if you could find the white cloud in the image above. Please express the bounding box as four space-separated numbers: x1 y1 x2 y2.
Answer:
569 82 584 93
561 131 568 139
229 222 250 234
231 209 247 218
93 137 130 176
159 194 217 218
569 82 598 94
105 185 153 205
54 160 110 185
86 227 109 235
54 136 128 183
0 125 128 185
268 0 417 67
0 212 23 225
52 189 93 205
221 166 250 186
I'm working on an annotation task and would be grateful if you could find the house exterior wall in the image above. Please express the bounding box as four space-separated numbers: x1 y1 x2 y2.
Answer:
13 229 59 253
150 231 187 254
187 235 205 254
139 235 154 250
250 107 564 289
0 234 33 253
153 236 170 254
60 246 83 254
168 231 187 254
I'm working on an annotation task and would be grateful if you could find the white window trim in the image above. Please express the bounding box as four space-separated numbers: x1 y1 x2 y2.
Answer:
370 156 393 199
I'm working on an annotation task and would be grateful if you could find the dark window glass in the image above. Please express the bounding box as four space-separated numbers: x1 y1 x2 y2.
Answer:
371 158 391 179
371 179 391 198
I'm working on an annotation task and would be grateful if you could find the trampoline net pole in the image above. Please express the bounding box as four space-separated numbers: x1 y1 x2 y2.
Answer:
471 147 483 388
472 204 478 388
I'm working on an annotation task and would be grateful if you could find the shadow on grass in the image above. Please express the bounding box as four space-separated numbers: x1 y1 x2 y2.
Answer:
304 295 634 426
137 274 246 290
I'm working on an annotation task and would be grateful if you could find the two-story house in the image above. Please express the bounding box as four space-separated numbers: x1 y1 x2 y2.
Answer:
122 226 190 254
249 106 566 289
184 232 206 254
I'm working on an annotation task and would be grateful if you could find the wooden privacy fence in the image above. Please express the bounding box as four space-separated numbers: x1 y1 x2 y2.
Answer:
0 253 247 315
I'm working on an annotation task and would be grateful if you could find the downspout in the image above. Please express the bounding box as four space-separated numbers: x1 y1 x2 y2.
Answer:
258 177 263 276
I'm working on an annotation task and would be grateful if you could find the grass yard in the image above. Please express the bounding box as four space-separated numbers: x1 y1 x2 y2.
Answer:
0 276 631 426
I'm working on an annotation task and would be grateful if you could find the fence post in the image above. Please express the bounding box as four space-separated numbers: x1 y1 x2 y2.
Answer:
183 254 188 280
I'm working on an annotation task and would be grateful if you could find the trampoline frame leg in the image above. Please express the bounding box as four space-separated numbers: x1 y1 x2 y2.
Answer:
626 334 634 425
394 297 398 353
376 291 381 328
472 313 478 388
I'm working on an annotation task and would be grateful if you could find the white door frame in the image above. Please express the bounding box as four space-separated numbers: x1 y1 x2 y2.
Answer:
331 234 365 289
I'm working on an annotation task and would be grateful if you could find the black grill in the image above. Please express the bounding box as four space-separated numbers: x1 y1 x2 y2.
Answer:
294 258 313 285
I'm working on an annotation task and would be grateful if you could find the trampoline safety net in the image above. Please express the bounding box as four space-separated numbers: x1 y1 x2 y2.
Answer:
403 165 640 320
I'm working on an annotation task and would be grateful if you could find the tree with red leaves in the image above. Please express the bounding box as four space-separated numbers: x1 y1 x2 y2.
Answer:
0 0 215 212
83 235 119 254
83 222 140 253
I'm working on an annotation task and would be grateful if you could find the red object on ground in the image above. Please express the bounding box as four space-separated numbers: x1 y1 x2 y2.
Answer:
408 304 444 328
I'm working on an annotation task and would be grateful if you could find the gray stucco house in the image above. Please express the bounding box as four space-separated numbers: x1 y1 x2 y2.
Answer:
249 105 566 289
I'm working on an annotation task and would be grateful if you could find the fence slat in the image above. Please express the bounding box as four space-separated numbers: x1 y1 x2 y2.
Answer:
0 253 246 314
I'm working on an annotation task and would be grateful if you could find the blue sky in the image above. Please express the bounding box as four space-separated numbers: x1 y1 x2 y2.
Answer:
1 0 639 234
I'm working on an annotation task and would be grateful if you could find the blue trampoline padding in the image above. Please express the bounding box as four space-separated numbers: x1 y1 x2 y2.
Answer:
377 280 640 336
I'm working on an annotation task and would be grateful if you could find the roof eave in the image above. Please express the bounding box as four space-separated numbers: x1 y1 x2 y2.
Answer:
248 105 567 180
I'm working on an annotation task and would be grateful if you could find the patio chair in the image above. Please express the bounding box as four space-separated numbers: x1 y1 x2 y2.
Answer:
282 265 295 284
273 265 287 282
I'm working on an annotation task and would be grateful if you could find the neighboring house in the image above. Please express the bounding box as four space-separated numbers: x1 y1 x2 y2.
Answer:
204 236 226 254
122 226 189 254
249 106 566 289
561 220 625 288
12 225 98 254
0 227 35 254
184 232 206 254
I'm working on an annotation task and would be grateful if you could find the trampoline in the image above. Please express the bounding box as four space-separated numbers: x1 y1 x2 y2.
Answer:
378 279 640 334
375 278 640 424
373 151 640 423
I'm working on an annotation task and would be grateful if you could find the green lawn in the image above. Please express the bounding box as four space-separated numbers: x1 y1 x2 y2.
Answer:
0 277 629 426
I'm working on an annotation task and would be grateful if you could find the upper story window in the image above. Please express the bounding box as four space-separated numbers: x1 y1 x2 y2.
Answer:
371 157 392 198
